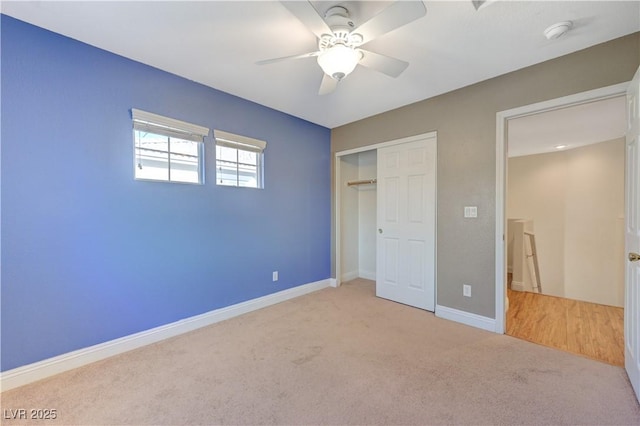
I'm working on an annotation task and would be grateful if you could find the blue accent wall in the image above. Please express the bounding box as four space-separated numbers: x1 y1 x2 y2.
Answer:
0 15 331 371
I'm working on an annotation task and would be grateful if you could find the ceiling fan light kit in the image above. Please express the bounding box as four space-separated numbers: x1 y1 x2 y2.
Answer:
258 1 427 95
317 44 361 81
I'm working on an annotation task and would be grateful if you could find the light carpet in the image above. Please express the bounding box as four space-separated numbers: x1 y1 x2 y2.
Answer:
1 279 639 425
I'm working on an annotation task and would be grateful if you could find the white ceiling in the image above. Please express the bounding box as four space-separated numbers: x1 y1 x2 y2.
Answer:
2 1 639 130
508 95 627 157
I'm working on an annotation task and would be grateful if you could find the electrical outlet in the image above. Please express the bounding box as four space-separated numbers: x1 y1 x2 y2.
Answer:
272 271 278 282
463 284 471 297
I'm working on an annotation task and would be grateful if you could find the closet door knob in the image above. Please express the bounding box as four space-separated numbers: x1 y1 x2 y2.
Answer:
378 228 383 234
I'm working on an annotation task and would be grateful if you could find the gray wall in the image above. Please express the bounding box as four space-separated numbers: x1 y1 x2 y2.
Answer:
331 33 640 319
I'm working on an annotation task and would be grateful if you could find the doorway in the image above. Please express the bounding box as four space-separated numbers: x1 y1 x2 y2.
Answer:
496 84 627 365
337 149 377 284
495 83 629 333
506 97 626 306
503 95 627 365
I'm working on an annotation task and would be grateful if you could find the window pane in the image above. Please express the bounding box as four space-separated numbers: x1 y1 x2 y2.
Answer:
217 146 238 162
238 163 258 188
137 130 169 151
134 130 202 183
238 150 257 166
169 138 199 183
215 143 262 189
217 160 238 186
135 130 169 181
170 138 198 156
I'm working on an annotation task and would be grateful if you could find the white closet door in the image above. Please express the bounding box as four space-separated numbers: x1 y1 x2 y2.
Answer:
376 136 436 311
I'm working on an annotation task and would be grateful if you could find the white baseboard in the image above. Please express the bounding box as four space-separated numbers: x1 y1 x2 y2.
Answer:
329 278 338 288
359 270 376 281
0 279 331 392
341 270 358 282
435 305 496 333
511 280 526 292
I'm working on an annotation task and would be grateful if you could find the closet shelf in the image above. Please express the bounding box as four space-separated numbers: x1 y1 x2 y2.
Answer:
347 179 377 187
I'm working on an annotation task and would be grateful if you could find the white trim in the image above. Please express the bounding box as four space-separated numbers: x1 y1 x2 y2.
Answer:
329 278 338 288
335 131 437 158
436 305 496 332
0 279 331 392
359 270 376 281
338 271 376 282
495 82 629 335
334 152 342 288
495 106 507 334
341 270 359 282
510 281 526 292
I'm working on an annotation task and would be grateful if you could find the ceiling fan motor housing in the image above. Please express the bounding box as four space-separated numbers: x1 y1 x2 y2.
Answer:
319 6 363 51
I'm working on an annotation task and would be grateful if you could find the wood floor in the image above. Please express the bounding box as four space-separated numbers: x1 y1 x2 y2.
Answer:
506 288 624 366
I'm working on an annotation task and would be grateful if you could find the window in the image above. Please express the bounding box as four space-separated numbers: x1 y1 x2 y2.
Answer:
132 109 209 184
214 130 266 188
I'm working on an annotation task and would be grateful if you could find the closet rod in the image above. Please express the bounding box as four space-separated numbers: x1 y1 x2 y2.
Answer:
347 179 377 186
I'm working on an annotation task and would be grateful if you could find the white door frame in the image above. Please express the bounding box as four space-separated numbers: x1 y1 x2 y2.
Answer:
335 131 437 288
494 82 629 334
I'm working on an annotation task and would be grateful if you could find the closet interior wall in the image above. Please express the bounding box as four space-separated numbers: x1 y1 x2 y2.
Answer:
340 150 377 282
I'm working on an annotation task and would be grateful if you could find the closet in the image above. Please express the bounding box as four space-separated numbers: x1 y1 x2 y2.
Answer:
338 149 377 283
335 132 437 311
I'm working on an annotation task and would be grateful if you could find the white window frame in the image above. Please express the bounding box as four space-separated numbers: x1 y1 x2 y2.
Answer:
214 130 266 189
132 109 210 184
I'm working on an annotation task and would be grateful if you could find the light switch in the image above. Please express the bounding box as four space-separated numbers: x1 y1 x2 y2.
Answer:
464 206 478 218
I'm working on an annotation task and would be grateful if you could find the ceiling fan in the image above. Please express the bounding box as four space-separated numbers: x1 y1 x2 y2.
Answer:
257 1 427 95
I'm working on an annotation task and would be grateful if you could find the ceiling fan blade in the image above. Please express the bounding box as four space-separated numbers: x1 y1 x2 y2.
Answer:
352 1 427 45
472 0 498 11
472 0 487 10
358 49 409 78
256 51 320 66
318 73 338 95
281 1 332 40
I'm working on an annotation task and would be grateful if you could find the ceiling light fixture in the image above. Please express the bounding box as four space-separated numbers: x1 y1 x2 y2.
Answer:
317 44 360 81
555 144 568 150
544 21 573 40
